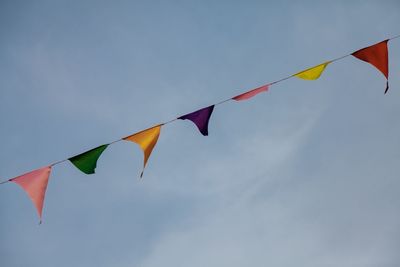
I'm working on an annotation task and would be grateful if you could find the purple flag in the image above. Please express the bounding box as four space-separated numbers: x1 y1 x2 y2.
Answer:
178 105 215 136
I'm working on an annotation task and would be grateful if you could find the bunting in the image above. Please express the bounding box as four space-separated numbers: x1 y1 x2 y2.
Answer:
352 40 389 93
69 144 109 174
178 105 215 136
1 36 399 223
123 125 162 177
294 61 331 80
232 85 269 101
10 166 52 223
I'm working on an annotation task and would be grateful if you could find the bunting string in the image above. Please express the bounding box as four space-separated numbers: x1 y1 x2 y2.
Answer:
1 34 400 222
2 34 400 178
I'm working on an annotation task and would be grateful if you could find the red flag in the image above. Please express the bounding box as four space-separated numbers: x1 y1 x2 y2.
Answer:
232 85 269 101
352 40 389 93
10 166 52 223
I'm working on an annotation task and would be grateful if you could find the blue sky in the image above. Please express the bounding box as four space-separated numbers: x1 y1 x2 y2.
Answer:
1 1 400 266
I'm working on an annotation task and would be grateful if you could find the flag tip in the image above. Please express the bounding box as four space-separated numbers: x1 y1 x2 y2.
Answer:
384 82 389 94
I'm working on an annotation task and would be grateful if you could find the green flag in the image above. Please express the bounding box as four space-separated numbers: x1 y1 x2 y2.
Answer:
69 144 109 174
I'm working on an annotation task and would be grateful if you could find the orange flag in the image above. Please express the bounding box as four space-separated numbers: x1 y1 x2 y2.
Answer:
123 125 162 177
352 40 389 93
10 166 52 223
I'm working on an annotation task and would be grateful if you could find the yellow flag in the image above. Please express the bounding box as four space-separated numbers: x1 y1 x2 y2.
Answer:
294 61 331 80
123 125 162 177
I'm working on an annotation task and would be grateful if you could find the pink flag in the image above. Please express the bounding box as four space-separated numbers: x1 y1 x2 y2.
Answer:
10 166 52 223
232 85 269 101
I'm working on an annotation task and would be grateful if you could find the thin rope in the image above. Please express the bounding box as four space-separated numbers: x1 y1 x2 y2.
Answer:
389 34 400 40
163 118 178 125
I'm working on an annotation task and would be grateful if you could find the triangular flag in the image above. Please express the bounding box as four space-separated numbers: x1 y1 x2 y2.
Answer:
178 105 214 136
352 40 389 93
294 61 331 80
69 144 108 174
123 125 162 177
232 84 269 101
10 166 52 223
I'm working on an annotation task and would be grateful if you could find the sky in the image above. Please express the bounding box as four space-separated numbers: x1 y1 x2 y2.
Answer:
1 1 400 266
